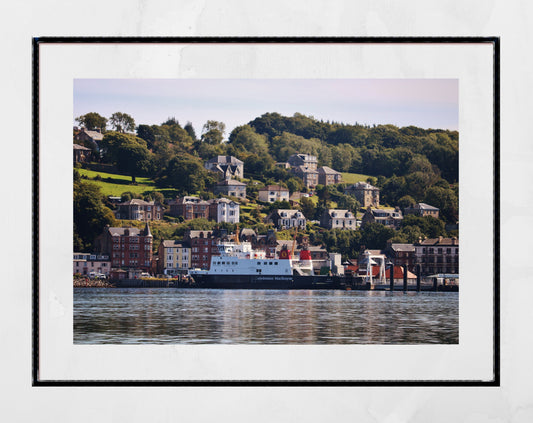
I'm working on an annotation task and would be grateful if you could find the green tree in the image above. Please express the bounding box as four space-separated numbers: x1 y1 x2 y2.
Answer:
299 196 316 220
360 223 396 250
156 155 215 194
201 120 226 144
136 124 156 148
75 112 108 132
184 121 197 141
228 125 269 156
244 154 274 177
424 185 459 224
109 112 136 133
100 132 154 182
74 180 115 251
397 195 416 209
401 215 446 238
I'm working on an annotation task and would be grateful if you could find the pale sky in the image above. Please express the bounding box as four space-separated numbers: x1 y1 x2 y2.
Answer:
73 79 458 139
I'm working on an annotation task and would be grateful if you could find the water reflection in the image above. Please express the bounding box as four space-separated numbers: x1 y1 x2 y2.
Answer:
74 288 458 344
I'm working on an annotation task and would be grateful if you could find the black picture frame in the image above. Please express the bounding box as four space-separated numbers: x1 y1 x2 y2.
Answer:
33 36 500 387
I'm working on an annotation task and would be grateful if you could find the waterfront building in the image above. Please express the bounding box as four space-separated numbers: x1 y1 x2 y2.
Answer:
184 230 223 270
345 182 380 208
240 228 278 258
258 185 290 203
413 236 459 276
383 242 416 271
320 209 357 230
115 199 164 221
73 253 111 276
157 240 191 276
94 223 153 272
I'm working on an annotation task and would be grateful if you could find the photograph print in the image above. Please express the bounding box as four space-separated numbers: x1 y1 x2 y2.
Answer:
72 78 459 346
35 39 497 384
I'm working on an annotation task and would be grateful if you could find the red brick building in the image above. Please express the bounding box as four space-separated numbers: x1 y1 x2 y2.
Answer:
95 223 153 272
184 230 221 270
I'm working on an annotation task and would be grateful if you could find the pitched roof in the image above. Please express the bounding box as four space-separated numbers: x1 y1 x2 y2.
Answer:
121 199 156 206
293 165 318 174
417 237 459 246
209 197 238 205
326 209 354 218
206 155 243 165
80 128 104 140
389 243 415 252
240 228 257 237
161 240 188 248
259 185 289 192
108 227 142 236
73 143 92 151
169 196 209 205
348 182 378 190
415 202 439 211
216 179 247 186
318 166 340 174
186 230 214 239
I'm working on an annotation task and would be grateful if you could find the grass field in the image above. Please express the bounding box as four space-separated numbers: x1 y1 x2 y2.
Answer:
76 168 177 197
341 172 371 184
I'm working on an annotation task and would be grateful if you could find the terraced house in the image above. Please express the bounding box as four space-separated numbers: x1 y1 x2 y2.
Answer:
95 223 153 272
414 237 459 276
157 240 191 276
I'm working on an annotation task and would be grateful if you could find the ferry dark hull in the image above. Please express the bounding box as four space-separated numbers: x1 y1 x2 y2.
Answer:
190 273 344 290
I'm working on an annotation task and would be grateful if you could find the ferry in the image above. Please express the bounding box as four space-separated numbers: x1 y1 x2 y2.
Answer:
189 240 342 289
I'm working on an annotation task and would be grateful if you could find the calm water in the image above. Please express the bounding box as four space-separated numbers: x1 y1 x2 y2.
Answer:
74 288 458 344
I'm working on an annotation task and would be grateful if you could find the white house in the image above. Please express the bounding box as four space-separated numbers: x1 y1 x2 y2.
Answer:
209 198 240 224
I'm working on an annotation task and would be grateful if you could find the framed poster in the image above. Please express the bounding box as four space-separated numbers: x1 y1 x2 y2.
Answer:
33 37 499 385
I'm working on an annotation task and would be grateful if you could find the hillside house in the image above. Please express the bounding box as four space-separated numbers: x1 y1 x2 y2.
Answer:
213 179 247 199
258 185 290 203
115 199 164 221
361 207 403 229
204 155 244 179
404 202 440 219
74 128 104 153
73 144 92 163
167 196 210 220
320 209 357 230
208 198 240 224
267 209 306 230
318 166 342 186
345 182 380 208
